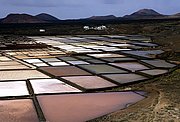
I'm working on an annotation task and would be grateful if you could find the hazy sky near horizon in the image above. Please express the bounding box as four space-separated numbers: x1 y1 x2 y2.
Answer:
0 0 180 19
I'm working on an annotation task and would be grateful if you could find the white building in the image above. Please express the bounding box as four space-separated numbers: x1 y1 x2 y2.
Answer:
83 26 90 30
83 25 107 31
39 29 46 32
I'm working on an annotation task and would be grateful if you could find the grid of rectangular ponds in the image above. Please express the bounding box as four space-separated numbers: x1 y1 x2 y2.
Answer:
0 35 177 122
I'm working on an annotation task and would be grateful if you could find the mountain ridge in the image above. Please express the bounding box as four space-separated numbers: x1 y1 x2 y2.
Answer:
88 15 117 20
1 9 180 23
36 13 60 22
123 9 164 19
1 13 47 23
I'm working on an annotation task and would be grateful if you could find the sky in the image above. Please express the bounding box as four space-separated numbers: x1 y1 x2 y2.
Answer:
0 0 180 19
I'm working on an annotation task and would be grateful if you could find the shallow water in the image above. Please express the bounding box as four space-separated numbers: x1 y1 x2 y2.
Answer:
37 92 145 122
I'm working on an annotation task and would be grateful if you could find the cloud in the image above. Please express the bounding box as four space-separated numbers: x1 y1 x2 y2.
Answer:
1 0 83 7
103 0 122 4
6 1 60 7
2 0 122 7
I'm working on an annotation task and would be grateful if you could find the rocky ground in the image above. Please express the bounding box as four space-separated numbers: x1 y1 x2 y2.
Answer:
89 69 180 122
89 21 180 122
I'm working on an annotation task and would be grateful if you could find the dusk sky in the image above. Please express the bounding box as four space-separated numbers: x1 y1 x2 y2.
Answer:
0 0 180 19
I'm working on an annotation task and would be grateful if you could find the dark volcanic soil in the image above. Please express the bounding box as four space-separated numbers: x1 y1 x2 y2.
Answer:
89 21 180 122
89 69 180 122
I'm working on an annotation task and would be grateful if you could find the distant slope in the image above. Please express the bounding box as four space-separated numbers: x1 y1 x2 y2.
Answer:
168 13 180 19
0 18 3 23
0 9 180 24
123 9 164 19
87 15 117 20
173 13 180 16
1 14 47 23
36 13 60 22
